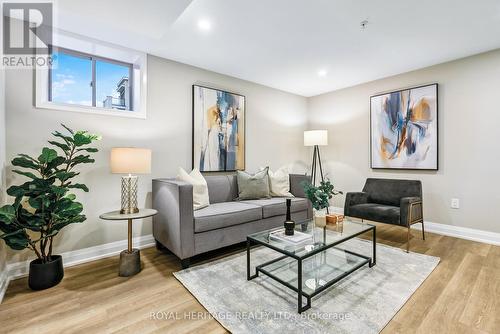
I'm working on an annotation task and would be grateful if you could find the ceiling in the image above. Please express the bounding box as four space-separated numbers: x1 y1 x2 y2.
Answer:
52 0 500 97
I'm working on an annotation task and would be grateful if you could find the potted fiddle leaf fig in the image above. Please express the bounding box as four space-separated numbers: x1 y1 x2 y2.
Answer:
0 124 100 290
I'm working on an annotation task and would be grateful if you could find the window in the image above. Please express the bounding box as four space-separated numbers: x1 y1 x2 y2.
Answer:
35 31 147 119
49 48 133 111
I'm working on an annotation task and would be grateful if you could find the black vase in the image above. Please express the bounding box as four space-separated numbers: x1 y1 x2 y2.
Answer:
28 255 64 290
284 198 295 235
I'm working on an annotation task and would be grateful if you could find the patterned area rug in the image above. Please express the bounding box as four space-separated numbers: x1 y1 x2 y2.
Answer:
174 237 439 334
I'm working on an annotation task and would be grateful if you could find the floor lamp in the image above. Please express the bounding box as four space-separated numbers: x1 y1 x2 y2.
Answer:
304 129 328 185
304 130 329 290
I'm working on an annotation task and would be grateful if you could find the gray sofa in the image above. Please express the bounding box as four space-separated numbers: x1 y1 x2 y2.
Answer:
344 178 425 252
153 174 312 267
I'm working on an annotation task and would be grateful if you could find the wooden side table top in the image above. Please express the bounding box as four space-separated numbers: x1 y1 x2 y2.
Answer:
99 208 158 221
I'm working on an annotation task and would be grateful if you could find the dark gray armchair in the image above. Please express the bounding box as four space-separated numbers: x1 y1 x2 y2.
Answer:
344 178 425 252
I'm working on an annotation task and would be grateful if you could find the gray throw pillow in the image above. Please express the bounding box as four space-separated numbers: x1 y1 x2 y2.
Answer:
237 167 271 200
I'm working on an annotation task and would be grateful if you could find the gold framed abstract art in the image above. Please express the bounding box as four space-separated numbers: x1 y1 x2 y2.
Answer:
192 85 245 172
370 83 438 170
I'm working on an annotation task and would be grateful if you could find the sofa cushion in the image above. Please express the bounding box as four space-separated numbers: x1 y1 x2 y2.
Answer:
176 167 209 210
194 202 262 233
240 197 308 218
260 167 293 197
205 175 238 204
348 203 401 225
236 168 271 200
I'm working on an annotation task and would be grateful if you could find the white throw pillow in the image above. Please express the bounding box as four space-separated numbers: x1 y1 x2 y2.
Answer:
176 167 210 210
261 167 293 197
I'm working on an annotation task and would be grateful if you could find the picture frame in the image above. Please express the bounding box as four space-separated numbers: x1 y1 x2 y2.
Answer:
370 83 438 170
192 85 246 172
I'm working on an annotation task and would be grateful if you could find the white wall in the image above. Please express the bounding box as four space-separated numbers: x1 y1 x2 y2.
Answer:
308 49 500 234
4 55 308 263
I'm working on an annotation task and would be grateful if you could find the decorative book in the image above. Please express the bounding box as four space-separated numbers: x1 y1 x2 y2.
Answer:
269 229 312 244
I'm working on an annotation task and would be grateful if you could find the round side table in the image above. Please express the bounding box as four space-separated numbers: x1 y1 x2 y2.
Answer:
100 208 158 277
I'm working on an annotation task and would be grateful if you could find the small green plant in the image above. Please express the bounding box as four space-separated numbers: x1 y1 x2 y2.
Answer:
302 179 342 211
0 125 100 263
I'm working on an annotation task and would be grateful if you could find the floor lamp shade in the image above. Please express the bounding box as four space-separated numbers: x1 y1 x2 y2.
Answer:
110 148 152 214
304 130 328 146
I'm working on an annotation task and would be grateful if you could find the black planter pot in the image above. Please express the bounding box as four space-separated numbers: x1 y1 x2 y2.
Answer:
28 255 64 290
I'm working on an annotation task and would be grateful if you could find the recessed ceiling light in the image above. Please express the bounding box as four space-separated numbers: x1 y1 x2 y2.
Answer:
198 19 212 31
318 69 327 77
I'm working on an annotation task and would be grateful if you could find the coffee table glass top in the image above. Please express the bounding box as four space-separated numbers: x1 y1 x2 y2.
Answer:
248 219 374 259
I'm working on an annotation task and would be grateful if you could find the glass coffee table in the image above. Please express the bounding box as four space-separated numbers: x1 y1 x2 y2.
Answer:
247 219 376 313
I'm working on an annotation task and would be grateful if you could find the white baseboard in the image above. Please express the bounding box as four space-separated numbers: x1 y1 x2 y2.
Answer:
330 206 500 246
410 222 500 246
0 234 155 304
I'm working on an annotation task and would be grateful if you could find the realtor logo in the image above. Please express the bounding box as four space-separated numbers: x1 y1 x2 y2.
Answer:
3 2 53 55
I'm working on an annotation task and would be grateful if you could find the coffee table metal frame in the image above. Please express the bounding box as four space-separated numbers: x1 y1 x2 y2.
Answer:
246 221 376 313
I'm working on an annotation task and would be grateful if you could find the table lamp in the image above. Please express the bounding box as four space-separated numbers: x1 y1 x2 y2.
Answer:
110 148 151 214
304 130 328 185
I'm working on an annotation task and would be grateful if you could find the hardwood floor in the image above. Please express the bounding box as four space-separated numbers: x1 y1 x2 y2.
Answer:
1 224 499 334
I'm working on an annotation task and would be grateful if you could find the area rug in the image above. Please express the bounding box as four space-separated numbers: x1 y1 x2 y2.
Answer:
174 238 440 334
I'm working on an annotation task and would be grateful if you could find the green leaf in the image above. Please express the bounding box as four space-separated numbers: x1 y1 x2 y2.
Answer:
76 147 98 153
12 157 39 170
68 183 89 192
54 171 79 182
48 140 70 153
0 205 16 224
54 200 83 217
7 185 27 198
52 131 74 144
26 197 42 210
61 124 74 135
12 169 38 179
51 214 86 232
73 133 92 147
0 229 30 250
50 185 68 196
70 155 94 166
73 131 101 147
46 156 66 170
65 193 76 201
18 210 46 228
38 147 58 164
18 154 38 162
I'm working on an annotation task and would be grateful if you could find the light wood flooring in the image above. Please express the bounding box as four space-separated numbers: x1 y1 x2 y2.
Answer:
1 223 499 334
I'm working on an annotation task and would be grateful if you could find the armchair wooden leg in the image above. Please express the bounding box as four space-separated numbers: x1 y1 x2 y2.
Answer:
406 226 410 253
421 221 426 240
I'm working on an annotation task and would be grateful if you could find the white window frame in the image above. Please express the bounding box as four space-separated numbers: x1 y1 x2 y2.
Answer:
35 30 147 119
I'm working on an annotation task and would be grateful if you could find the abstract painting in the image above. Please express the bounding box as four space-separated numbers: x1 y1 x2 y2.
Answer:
370 84 438 170
193 85 245 172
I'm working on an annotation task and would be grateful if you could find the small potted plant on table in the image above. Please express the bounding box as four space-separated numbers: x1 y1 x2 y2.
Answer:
0 125 99 290
303 179 342 227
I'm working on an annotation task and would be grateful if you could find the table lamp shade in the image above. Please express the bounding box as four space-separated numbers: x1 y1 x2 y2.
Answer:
110 148 151 174
304 130 328 146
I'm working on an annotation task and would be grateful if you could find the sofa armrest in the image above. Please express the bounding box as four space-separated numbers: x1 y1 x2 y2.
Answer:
289 174 311 198
152 179 195 259
400 197 423 226
344 192 369 216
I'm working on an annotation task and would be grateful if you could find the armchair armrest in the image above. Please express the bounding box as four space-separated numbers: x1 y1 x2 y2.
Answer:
344 192 369 216
152 179 195 259
400 197 423 226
